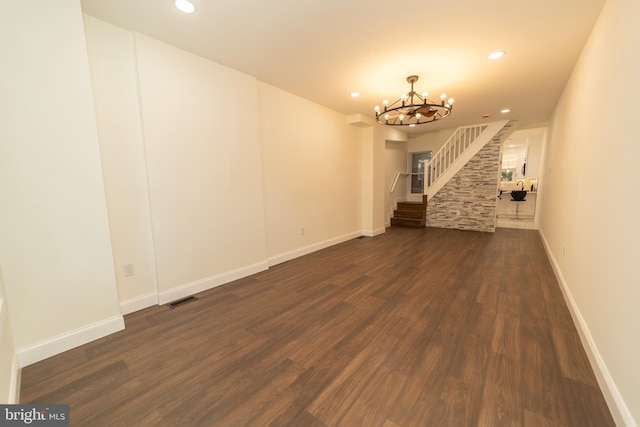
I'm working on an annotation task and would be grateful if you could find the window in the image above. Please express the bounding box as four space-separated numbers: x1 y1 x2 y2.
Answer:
410 151 432 193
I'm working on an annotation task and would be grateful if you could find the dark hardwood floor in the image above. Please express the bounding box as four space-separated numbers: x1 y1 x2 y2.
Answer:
20 227 615 426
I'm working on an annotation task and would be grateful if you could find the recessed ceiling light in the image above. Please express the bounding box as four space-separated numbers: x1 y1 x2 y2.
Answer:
350 92 360 98
488 51 505 60
501 109 510 113
175 0 196 13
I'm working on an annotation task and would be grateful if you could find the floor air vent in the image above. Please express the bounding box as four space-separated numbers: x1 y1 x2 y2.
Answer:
167 295 198 309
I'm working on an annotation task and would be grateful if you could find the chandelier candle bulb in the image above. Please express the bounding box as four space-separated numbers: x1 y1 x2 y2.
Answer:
374 75 454 126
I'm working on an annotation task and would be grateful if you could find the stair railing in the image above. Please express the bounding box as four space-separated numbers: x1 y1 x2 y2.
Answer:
426 124 488 189
390 172 401 194
424 120 512 200
390 171 413 194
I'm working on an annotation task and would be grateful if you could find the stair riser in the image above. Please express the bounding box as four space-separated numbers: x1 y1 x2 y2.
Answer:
394 210 426 219
397 203 427 211
391 195 428 228
391 218 426 228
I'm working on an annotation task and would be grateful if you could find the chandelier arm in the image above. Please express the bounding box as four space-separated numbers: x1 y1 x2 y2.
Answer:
374 75 454 126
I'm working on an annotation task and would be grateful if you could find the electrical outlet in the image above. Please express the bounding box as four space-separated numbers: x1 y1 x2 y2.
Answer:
123 263 135 277
562 245 567 257
300 227 305 236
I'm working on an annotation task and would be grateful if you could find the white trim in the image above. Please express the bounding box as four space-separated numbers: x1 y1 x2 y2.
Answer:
158 261 269 305
17 315 125 368
387 196 407 227
538 229 636 427
268 231 363 267
8 353 20 404
362 228 385 238
119 292 158 315
347 114 375 128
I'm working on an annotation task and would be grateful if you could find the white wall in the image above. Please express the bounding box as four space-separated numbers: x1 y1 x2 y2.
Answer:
384 140 409 225
408 127 456 155
360 127 376 235
362 126 408 235
524 132 543 181
259 83 364 261
134 34 269 303
81 15 402 306
0 266 18 403
0 0 123 366
83 16 158 314
539 0 640 424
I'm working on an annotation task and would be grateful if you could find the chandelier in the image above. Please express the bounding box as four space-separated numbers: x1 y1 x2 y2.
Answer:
374 75 454 126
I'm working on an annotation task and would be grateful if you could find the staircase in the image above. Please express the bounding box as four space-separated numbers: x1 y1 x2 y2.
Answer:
391 195 427 228
425 120 513 200
389 120 516 229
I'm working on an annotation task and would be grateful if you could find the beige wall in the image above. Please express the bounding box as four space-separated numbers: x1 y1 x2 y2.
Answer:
0 0 123 366
134 34 269 302
384 141 409 225
259 83 364 261
83 16 158 313
83 17 373 301
539 0 640 424
82 15 392 306
369 127 408 234
408 127 456 154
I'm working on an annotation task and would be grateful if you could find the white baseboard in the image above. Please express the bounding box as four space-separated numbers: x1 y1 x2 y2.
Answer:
17 315 125 368
158 261 269 305
268 231 363 267
8 353 20 403
160 232 373 302
538 229 636 427
119 292 158 315
362 227 385 237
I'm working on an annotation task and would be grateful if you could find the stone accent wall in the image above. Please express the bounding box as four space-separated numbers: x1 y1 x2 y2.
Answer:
426 134 501 232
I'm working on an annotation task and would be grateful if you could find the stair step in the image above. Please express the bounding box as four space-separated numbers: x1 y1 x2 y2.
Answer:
390 195 428 228
397 202 427 211
391 217 426 228
394 210 426 220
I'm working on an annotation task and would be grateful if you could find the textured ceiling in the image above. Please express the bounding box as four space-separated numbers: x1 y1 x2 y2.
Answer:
81 0 606 135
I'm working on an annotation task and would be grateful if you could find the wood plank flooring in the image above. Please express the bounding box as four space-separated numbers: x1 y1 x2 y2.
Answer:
20 227 615 426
